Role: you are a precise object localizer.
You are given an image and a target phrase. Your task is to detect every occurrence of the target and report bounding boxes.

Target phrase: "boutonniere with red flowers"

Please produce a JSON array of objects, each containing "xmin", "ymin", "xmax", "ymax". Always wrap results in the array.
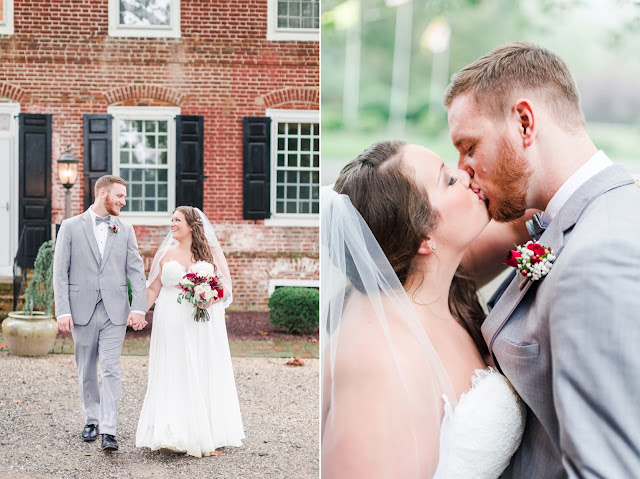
[
  {"xmin": 505, "ymin": 241, "xmax": 555, "ymax": 290},
  {"xmin": 110, "ymin": 224, "xmax": 120, "ymax": 234}
]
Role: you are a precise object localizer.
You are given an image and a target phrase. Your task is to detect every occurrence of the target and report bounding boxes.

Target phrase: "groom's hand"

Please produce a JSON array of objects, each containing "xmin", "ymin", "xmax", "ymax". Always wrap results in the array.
[
  {"xmin": 56, "ymin": 316, "xmax": 74, "ymax": 333},
  {"xmin": 127, "ymin": 312, "xmax": 147, "ymax": 331}
]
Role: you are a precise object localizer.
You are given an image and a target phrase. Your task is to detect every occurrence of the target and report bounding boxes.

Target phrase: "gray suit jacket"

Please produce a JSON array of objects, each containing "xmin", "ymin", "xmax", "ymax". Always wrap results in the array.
[
  {"xmin": 53, "ymin": 209, "xmax": 147, "ymax": 325},
  {"xmin": 483, "ymin": 165, "xmax": 640, "ymax": 479}
]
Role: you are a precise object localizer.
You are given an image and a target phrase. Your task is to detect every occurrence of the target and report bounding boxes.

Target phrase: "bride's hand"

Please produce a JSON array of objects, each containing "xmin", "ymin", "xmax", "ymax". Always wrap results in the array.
[{"xmin": 197, "ymin": 296, "xmax": 224, "ymax": 309}]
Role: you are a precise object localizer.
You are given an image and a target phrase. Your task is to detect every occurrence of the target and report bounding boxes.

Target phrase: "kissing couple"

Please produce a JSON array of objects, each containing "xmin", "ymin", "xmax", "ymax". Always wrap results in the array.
[
  {"xmin": 321, "ymin": 42, "xmax": 640, "ymax": 478},
  {"xmin": 53, "ymin": 174, "xmax": 244, "ymax": 457}
]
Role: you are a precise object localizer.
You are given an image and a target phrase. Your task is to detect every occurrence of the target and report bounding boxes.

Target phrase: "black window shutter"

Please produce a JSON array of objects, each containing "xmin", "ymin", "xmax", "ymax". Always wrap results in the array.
[
  {"xmin": 175, "ymin": 115, "xmax": 204, "ymax": 209},
  {"xmin": 18, "ymin": 114, "xmax": 52, "ymax": 268},
  {"xmin": 242, "ymin": 117, "xmax": 271, "ymax": 220},
  {"xmin": 83, "ymin": 114, "xmax": 112, "ymax": 210}
]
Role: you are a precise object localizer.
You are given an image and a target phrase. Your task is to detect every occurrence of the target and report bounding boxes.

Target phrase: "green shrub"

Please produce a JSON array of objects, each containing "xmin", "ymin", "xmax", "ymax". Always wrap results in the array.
[
  {"xmin": 23, "ymin": 240, "xmax": 55, "ymax": 316},
  {"xmin": 268, "ymin": 287, "xmax": 319, "ymax": 335}
]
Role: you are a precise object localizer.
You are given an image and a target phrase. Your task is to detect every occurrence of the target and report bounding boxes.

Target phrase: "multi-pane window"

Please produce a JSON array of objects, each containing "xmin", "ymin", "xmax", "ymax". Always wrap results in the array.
[
  {"xmin": 109, "ymin": 106, "xmax": 178, "ymax": 221},
  {"xmin": 267, "ymin": 0, "xmax": 319, "ymax": 41},
  {"xmin": 118, "ymin": 120, "xmax": 169, "ymax": 213},
  {"xmin": 120, "ymin": 0, "xmax": 170, "ymax": 26},
  {"xmin": 277, "ymin": 0, "xmax": 319, "ymax": 29},
  {"xmin": 109, "ymin": 0, "xmax": 179, "ymax": 38},
  {"xmin": 0, "ymin": 0, "xmax": 14, "ymax": 35},
  {"xmin": 272, "ymin": 116, "xmax": 320, "ymax": 217}
]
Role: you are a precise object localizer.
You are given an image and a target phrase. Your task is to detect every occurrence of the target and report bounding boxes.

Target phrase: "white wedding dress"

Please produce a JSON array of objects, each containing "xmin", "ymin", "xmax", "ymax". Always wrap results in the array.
[
  {"xmin": 136, "ymin": 260, "xmax": 245, "ymax": 457},
  {"xmin": 434, "ymin": 368, "xmax": 526, "ymax": 478}
]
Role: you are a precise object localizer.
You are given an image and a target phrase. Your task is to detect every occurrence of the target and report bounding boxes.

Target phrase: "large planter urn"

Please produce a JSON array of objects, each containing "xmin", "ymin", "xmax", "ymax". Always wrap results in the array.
[{"xmin": 1, "ymin": 311, "xmax": 58, "ymax": 357}]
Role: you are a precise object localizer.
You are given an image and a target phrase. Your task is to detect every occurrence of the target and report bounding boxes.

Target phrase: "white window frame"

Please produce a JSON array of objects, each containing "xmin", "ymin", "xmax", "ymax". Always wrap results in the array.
[
  {"xmin": 0, "ymin": 0, "xmax": 14, "ymax": 35},
  {"xmin": 267, "ymin": 0, "xmax": 319, "ymax": 42},
  {"xmin": 108, "ymin": 0, "xmax": 180, "ymax": 38},
  {"xmin": 108, "ymin": 106, "xmax": 179, "ymax": 225},
  {"xmin": 264, "ymin": 108, "xmax": 319, "ymax": 227},
  {"xmin": 268, "ymin": 279, "xmax": 319, "ymax": 297}
]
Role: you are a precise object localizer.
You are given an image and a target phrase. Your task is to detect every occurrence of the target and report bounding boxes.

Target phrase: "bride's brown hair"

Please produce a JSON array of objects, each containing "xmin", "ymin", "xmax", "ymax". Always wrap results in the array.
[
  {"xmin": 175, "ymin": 206, "xmax": 215, "ymax": 268},
  {"xmin": 334, "ymin": 140, "xmax": 488, "ymax": 357}
]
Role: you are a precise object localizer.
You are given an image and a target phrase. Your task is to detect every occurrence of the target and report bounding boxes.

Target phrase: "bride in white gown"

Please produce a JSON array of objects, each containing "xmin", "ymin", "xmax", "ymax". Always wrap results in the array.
[
  {"xmin": 136, "ymin": 206, "xmax": 244, "ymax": 457},
  {"xmin": 322, "ymin": 141, "xmax": 525, "ymax": 478}
]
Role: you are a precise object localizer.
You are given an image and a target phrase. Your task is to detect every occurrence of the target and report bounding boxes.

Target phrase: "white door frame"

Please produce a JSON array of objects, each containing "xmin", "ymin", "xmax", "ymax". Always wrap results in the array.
[{"xmin": 0, "ymin": 102, "xmax": 20, "ymax": 277}]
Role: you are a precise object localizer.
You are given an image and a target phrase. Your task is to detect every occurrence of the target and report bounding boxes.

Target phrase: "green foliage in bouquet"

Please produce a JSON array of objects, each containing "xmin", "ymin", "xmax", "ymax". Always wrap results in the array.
[
  {"xmin": 23, "ymin": 240, "xmax": 55, "ymax": 316},
  {"xmin": 268, "ymin": 286, "xmax": 319, "ymax": 335}
]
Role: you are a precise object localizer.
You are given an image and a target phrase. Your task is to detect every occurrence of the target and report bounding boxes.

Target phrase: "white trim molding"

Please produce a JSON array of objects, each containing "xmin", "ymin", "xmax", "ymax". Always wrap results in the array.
[
  {"xmin": 108, "ymin": 0, "xmax": 181, "ymax": 38},
  {"xmin": 0, "ymin": 0, "xmax": 14, "ymax": 35},
  {"xmin": 268, "ymin": 279, "xmax": 319, "ymax": 296},
  {"xmin": 264, "ymin": 108, "xmax": 319, "ymax": 228},
  {"xmin": 108, "ymin": 106, "xmax": 179, "ymax": 225},
  {"xmin": 0, "ymin": 102, "xmax": 19, "ymax": 276},
  {"xmin": 266, "ymin": 0, "xmax": 319, "ymax": 42}
]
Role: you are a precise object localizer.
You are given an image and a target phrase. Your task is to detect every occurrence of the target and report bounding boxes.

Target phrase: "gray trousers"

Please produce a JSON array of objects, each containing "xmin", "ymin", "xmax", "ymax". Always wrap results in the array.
[{"xmin": 71, "ymin": 300, "xmax": 126, "ymax": 436}]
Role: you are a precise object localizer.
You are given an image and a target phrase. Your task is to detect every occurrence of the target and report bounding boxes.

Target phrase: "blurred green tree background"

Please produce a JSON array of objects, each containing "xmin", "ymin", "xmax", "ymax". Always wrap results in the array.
[{"xmin": 322, "ymin": 0, "xmax": 640, "ymax": 184}]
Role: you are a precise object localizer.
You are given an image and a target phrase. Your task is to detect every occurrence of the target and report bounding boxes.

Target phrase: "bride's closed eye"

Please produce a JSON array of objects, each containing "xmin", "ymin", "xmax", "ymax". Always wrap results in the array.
[{"xmin": 447, "ymin": 174, "xmax": 458, "ymax": 186}]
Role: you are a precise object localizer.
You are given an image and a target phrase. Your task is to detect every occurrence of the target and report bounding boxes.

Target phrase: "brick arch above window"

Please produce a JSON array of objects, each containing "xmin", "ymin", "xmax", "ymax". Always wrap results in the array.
[
  {"xmin": 103, "ymin": 85, "xmax": 185, "ymax": 107},
  {"xmin": 0, "ymin": 82, "xmax": 26, "ymax": 103},
  {"xmin": 261, "ymin": 88, "xmax": 319, "ymax": 109}
]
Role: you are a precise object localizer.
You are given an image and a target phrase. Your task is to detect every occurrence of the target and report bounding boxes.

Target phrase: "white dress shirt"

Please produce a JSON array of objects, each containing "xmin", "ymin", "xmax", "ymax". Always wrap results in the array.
[{"xmin": 541, "ymin": 150, "xmax": 613, "ymax": 225}]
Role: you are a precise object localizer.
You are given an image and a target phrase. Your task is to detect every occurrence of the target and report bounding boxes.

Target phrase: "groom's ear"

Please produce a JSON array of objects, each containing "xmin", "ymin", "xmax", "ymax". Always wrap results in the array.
[{"xmin": 513, "ymin": 99, "xmax": 535, "ymax": 147}]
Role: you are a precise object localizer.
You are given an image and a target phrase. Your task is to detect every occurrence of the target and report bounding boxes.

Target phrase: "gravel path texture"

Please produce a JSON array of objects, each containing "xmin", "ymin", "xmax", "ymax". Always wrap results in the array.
[{"xmin": 0, "ymin": 354, "xmax": 319, "ymax": 478}]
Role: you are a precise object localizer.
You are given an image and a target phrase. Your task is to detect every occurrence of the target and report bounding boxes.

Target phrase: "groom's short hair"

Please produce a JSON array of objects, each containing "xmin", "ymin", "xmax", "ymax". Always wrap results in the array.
[
  {"xmin": 443, "ymin": 42, "xmax": 585, "ymax": 132},
  {"xmin": 95, "ymin": 175, "xmax": 127, "ymax": 197}
]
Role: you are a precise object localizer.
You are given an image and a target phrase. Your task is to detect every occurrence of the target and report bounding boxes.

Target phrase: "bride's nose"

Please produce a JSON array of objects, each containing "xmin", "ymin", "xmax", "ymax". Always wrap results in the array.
[{"xmin": 456, "ymin": 168, "xmax": 472, "ymax": 188}]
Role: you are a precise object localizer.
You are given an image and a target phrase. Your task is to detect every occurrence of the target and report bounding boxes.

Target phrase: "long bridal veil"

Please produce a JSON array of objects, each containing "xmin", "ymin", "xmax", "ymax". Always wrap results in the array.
[{"xmin": 321, "ymin": 186, "xmax": 456, "ymax": 478}]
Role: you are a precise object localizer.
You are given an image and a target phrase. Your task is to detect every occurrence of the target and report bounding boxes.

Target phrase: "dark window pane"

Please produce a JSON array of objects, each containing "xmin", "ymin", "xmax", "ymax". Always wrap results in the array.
[
  {"xmin": 277, "ymin": 171, "xmax": 285, "ymax": 183},
  {"xmin": 158, "ymin": 169, "xmax": 168, "ymax": 182},
  {"xmin": 312, "ymin": 186, "xmax": 319, "ymax": 199},
  {"xmin": 145, "ymin": 121, "xmax": 156, "ymax": 132},
  {"xmin": 286, "ymin": 201, "xmax": 297, "ymax": 213},
  {"xmin": 144, "ymin": 169, "xmax": 155, "ymax": 182},
  {"xmin": 277, "ymin": 154, "xmax": 285, "ymax": 167},
  {"xmin": 145, "ymin": 184, "xmax": 156, "ymax": 197},
  {"xmin": 144, "ymin": 200, "xmax": 155, "ymax": 211},
  {"xmin": 288, "ymin": 138, "xmax": 298, "ymax": 151},
  {"xmin": 120, "ymin": 152, "xmax": 129, "ymax": 164},
  {"xmin": 301, "ymin": 138, "xmax": 311, "ymax": 151},
  {"xmin": 300, "ymin": 171, "xmax": 310, "ymax": 183},
  {"xmin": 131, "ymin": 199, "xmax": 142, "ymax": 212},
  {"xmin": 158, "ymin": 183, "xmax": 168, "ymax": 198},
  {"xmin": 287, "ymin": 123, "xmax": 298, "ymax": 135},
  {"xmin": 158, "ymin": 135, "xmax": 167, "ymax": 148},
  {"xmin": 299, "ymin": 186, "xmax": 310, "ymax": 199},
  {"xmin": 312, "ymin": 201, "xmax": 319, "ymax": 214},
  {"xmin": 132, "ymin": 169, "xmax": 143, "ymax": 181},
  {"xmin": 286, "ymin": 185, "xmax": 297, "ymax": 199},
  {"xmin": 277, "ymin": 185, "xmax": 284, "ymax": 199},
  {"xmin": 301, "ymin": 123, "xmax": 311, "ymax": 135},
  {"xmin": 157, "ymin": 200, "xmax": 168, "ymax": 212},
  {"xmin": 132, "ymin": 183, "xmax": 143, "ymax": 198},
  {"xmin": 158, "ymin": 121, "xmax": 167, "ymax": 133},
  {"xmin": 159, "ymin": 151, "xmax": 167, "ymax": 165},
  {"xmin": 312, "ymin": 171, "xmax": 319, "ymax": 184},
  {"xmin": 300, "ymin": 202, "xmax": 310, "ymax": 214},
  {"xmin": 288, "ymin": 154, "xmax": 297, "ymax": 167},
  {"xmin": 278, "ymin": 138, "xmax": 285, "ymax": 151},
  {"xmin": 313, "ymin": 154, "xmax": 319, "ymax": 167},
  {"xmin": 145, "ymin": 135, "xmax": 156, "ymax": 148},
  {"xmin": 300, "ymin": 154, "xmax": 310, "ymax": 167},
  {"xmin": 278, "ymin": 122, "xmax": 286, "ymax": 134},
  {"xmin": 286, "ymin": 171, "xmax": 297, "ymax": 183},
  {"xmin": 276, "ymin": 201, "xmax": 284, "ymax": 214}
]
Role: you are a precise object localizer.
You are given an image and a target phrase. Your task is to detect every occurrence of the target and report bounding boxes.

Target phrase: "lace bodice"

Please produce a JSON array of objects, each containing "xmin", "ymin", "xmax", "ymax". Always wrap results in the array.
[
  {"xmin": 160, "ymin": 260, "xmax": 215, "ymax": 289},
  {"xmin": 435, "ymin": 368, "xmax": 526, "ymax": 479}
]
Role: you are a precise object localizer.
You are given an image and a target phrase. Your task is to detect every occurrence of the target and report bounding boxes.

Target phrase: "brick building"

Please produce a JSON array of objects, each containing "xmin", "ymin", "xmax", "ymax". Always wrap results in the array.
[{"xmin": 0, "ymin": 0, "xmax": 319, "ymax": 310}]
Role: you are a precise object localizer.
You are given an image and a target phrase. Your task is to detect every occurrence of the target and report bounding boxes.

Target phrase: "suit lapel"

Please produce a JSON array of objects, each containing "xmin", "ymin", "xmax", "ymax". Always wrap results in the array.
[
  {"xmin": 81, "ymin": 210, "xmax": 101, "ymax": 266},
  {"xmin": 100, "ymin": 218, "xmax": 118, "ymax": 271},
  {"xmin": 483, "ymin": 164, "xmax": 634, "ymax": 355}
]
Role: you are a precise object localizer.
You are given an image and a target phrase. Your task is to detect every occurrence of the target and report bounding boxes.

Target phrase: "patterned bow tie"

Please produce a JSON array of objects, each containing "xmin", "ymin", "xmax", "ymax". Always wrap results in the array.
[
  {"xmin": 95, "ymin": 215, "xmax": 111, "ymax": 226},
  {"xmin": 526, "ymin": 212, "xmax": 548, "ymax": 242}
]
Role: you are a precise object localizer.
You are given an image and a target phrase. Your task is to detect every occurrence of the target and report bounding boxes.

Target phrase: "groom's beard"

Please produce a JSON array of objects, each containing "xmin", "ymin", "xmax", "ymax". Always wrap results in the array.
[
  {"xmin": 487, "ymin": 136, "xmax": 531, "ymax": 223},
  {"xmin": 104, "ymin": 194, "xmax": 121, "ymax": 216}
]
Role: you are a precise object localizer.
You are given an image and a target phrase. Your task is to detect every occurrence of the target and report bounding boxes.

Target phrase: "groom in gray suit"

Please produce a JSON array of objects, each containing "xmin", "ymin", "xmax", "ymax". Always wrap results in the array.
[
  {"xmin": 445, "ymin": 43, "xmax": 640, "ymax": 478},
  {"xmin": 53, "ymin": 175, "xmax": 148, "ymax": 451}
]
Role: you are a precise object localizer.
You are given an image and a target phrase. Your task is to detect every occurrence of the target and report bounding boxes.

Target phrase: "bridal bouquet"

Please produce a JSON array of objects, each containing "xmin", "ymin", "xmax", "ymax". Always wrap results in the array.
[{"xmin": 177, "ymin": 272, "xmax": 224, "ymax": 322}]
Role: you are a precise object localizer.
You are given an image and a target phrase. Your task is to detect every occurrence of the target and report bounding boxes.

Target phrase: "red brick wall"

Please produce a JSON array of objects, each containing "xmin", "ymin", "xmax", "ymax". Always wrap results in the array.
[{"xmin": 0, "ymin": 0, "xmax": 319, "ymax": 310}]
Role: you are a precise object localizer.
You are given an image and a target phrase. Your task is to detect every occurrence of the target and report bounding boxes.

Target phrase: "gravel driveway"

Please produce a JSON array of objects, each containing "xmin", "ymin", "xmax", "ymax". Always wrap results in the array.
[{"xmin": 0, "ymin": 354, "xmax": 319, "ymax": 478}]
